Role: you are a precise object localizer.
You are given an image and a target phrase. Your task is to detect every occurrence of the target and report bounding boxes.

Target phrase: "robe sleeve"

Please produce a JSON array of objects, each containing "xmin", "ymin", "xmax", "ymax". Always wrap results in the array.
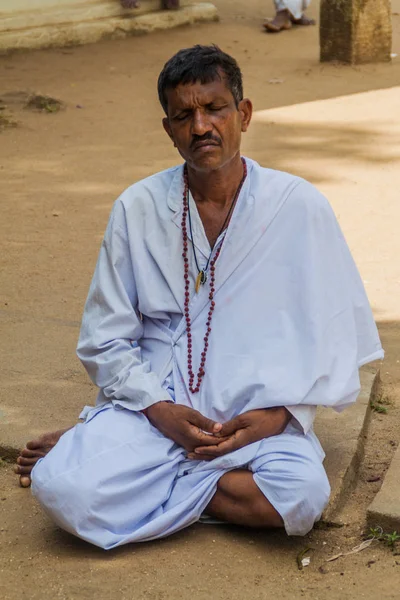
[
  {"xmin": 76, "ymin": 200, "xmax": 173, "ymax": 411},
  {"xmin": 285, "ymin": 405, "xmax": 316, "ymax": 434}
]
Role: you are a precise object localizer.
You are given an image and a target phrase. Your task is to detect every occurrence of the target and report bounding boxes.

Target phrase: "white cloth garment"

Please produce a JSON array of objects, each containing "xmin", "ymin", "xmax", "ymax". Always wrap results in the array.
[
  {"xmin": 32, "ymin": 406, "xmax": 329, "ymax": 549},
  {"xmin": 77, "ymin": 158, "xmax": 382, "ymax": 419},
  {"xmin": 31, "ymin": 158, "xmax": 383, "ymax": 548},
  {"xmin": 274, "ymin": 0, "xmax": 311, "ymax": 20}
]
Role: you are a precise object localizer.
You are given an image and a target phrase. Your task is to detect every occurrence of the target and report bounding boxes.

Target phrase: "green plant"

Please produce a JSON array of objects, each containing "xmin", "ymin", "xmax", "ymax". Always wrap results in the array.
[
  {"xmin": 368, "ymin": 526, "xmax": 384, "ymax": 540},
  {"xmin": 370, "ymin": 399, "xmax": 388, "ymax": 414},
  {"xmin": 368, "ymin": 527, "xmax": 400, "ymax": 551},
  {"xmin": 382, "ymin": 532, "xmax": 400, "ymax": 548},
  {"xmin": 25, "ymin": 94, "xmax": 63, "ymax": 113}
]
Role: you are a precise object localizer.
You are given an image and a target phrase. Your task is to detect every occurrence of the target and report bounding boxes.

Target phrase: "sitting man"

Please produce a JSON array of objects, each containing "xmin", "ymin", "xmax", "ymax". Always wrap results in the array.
[{"xmin": 16, "ymin": 45, "xmax": 383, "ymax": 550}]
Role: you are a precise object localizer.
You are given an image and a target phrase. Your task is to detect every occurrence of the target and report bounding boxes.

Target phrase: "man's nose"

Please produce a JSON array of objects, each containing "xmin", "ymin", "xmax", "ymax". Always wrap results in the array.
[{"xmin": 191, "ymin": 109, "xmax": 212, "ymax": 136}]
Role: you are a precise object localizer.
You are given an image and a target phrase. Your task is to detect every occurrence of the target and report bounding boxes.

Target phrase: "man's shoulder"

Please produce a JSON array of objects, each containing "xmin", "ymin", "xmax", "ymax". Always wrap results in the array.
[
  {"xmin": 117, "ymin": 165, "xmax": 181, "ymax": 210},
  {"xmin": 251, "ymin": 161, "xmax": 312, "ymax": 194},
  {"xmin": 250, "ymin": 161, "xmax": 331, "ymax": 215}
]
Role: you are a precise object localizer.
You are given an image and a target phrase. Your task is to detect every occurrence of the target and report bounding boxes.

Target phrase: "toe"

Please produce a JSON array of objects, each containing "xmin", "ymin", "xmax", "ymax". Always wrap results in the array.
[
  {"xmin": 19, "ymin": 476, "xmax": 32, "ymax": 488},
  {"xmin": 18, "ymin": 456, "xmax": 38, "ymax": 466},
  {"xmin": 263, "ymin": 23, "xmax": 280, "ymax": 32},
  {"xmin": 21, "ymin": 448, "xmax": 40, "ymax": 458},
  {"xmin": 14, "ymin": 465, "xmax": 33, "ymax": 475},
  {"xmin": 26, "ymin": 439, "xmax": 43, "ymax": 450}
]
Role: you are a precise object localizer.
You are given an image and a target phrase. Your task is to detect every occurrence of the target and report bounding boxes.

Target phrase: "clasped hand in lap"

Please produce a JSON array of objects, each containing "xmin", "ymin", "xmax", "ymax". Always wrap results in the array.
[{"xmin": 146, "ymin": 402, "xmax": 290, "ymax": 460}]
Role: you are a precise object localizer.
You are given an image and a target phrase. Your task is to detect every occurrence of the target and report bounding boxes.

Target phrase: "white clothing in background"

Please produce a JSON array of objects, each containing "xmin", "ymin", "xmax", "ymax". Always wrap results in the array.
[{"xmin": 274, "ymin": 0, "xmax": 311, "ymax": 19}]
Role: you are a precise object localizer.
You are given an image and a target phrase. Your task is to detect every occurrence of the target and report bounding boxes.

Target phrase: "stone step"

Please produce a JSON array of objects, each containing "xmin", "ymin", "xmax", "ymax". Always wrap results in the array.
[
  {"xmin": 367, "ymin": 441, "xmax": 400, "ymax": 532},
  {"xmin": 0, "ymin": 2, "xmax": 219, "ymax": 52},
  {"xmin": 316, "ymin": 369, "xmax": 379, "ymax": 523}
]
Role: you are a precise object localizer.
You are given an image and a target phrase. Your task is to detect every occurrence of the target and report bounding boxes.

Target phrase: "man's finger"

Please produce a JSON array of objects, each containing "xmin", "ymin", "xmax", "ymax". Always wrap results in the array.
[
  {"xmin": 193, "ymin": 434, "xmax": 242, "ymax": 458},
  {"xmin": 188, "ymin": 427, "xmax": 230, "ymax": 447},
  {"xmin": 189, "ymin": 410, "xmax": 222, "ymax": 435},
  {"xmin": 218, "ymin": 415, "xmax": 243, "ymax": 437},
  {"xmin": 187, "ymin": 452, "xmax": 214, "ymax": 461}
]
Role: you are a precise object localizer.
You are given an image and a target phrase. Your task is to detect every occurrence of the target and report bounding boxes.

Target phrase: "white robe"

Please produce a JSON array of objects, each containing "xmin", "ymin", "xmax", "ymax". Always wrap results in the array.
[
  {"xmin": 31, "ymin": 159, "xmax": 383, "ymax": 549},
  {"xmin": 77, "ymin": 158, "xmax": 382, "ymax": 420},
  {"xmin": 274, "ymin": 0, "xmax": 311, "ymax": 20}
]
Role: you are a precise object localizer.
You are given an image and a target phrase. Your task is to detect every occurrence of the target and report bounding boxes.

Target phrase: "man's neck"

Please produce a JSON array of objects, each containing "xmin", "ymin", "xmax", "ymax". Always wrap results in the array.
[{"xmin": 186, "ymin": 153, "xmax": 244, "ymax": 208}]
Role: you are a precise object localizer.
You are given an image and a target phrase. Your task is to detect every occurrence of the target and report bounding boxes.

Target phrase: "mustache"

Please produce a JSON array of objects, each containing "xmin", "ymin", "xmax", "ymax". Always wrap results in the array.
[{"xmin": 190, "ymin": 133, "xmax": 222, "ymax": 149}]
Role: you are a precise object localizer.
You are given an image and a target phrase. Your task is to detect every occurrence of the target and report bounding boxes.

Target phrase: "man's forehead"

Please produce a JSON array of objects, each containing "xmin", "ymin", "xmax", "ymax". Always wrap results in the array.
[{"xmin": 166, "ymin": 76, "xmax": 233, "ymax": 105}]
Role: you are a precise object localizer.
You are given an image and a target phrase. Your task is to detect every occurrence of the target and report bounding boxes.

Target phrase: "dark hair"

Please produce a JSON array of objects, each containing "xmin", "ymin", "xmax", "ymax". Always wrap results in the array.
[{"xmin": 157, "ymin": 44, "xmax": 243, "ymax": 115}]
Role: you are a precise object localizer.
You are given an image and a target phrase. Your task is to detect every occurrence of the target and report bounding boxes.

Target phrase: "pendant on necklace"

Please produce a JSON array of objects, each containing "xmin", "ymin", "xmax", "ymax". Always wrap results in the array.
[{"xmin": 195, "ymin": 270, "xmax": 207, "ymax": 293}]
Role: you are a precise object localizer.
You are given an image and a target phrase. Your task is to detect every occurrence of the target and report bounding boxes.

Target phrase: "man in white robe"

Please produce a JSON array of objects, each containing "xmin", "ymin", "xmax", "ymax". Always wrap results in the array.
[
  {"xmin": 264, "ymin": 1, "xmax": 315, "ymax": 32},
  {"xmin": 16, "ymin": 45, "xmax": 383, "ymax": 550}
]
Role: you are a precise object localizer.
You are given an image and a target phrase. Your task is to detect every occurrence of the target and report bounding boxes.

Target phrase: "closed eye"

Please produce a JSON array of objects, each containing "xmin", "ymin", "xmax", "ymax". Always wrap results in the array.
[
  {"xmin": 207, "ymin": 105, "xmax": 226, "ymax": 111},
  {"xmin": 174, "ymin": 112, "xmax": 189, "ymax": 121}
]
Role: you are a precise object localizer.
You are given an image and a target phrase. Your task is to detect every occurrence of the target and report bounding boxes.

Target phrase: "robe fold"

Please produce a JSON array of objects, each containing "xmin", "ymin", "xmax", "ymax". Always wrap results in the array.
[{"xmin": 77, "ymin": 158, "xmax": 383, "ymax": 424}]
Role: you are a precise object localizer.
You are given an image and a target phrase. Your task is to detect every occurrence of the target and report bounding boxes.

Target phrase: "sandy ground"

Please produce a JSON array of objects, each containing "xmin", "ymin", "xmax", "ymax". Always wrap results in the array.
[{"xmin": 1, "ymin": 0, "xmax": 400, "ymax": 598}]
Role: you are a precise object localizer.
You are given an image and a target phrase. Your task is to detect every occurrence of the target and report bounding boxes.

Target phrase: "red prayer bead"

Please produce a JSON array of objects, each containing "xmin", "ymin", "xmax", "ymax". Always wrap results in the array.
[{"xmin": 181, "ymin": 159, "xmax": 247, "ymax": 394}]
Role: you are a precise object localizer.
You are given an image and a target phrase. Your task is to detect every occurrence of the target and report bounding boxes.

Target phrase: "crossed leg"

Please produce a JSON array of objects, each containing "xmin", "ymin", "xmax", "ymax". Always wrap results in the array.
[
  {"xmin": 207, "ymin": 468, "xmax": 283, "ymax": 527},
  {"xmin": 15, "ymin": 428, "xmax": 283, "ymax": 528},
  {"xmin": 17, "ymin": 408, "xmax": 328, "ymax": 544}
]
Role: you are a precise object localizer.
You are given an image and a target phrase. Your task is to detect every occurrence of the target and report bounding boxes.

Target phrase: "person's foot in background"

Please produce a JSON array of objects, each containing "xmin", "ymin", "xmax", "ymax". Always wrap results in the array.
[
  {"xmin": 264, "ymin": 9, "xmax": 292, "ymax": 32},
  {"xmin": 120, "ymin": 1, "xmax": 181, "ymax": 8},
  {"xmin": 120, "ymin": 0, "xmax": 140, "ymax": 8},
  {"xmin": 263, "ymin": 8, "xmax": 315, "ymax": 32}
]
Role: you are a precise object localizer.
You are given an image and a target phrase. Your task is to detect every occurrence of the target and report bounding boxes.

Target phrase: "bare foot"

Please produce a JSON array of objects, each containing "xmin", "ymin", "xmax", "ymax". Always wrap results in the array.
[
  {"xmin": 263, "ymin": 10, "xmax": 292, "ymax": 33},
  {"xmin": 163, "ymin": 0, "xmax": 180, "ymax": 8},
  {"xmin": 120, "ymin": 0, "xmax": 140, "ymax": 8},
  {"xmin": 291, "ymin": 14, "xmax": 316, "ymax": 26},
  {"xmin": 15, "ymin": 428, "xmax": 71, "ymax": 488}
]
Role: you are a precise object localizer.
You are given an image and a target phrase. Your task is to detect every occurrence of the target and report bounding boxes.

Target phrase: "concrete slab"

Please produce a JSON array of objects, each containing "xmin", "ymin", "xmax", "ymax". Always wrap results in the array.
[
  {"xmin": 367, "ymin": 441, "xmax": 400, "ymax": 531},
  {"xmin": 0, "ymin": 2, "xmax": 219, "ymax": 52},
  {"xmin": 316, "ymin": 369, "xmax": 379, "ymax": 523}
]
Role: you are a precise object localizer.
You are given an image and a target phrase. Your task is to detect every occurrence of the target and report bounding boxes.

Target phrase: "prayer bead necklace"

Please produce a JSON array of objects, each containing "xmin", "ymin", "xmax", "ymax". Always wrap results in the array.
[{"xmin": 181, "ymin": 159, "xmax": 247, "ymax": 393}]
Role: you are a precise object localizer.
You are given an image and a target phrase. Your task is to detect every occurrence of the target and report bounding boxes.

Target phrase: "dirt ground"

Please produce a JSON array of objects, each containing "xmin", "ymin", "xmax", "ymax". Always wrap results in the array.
[{"xmin": 1, "ymin": 0, "xmax": 400, "ymax": 598}]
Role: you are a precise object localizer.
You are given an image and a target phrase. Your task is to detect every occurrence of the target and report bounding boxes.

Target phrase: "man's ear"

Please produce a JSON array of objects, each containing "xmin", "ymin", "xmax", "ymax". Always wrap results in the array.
[
  {"xmin": 162, "ymin": 117, "xmax": 176, "ymax": 147},
  {"xmin": 238, "ymin": 98, "xmax": 253, "ymax": 133}
]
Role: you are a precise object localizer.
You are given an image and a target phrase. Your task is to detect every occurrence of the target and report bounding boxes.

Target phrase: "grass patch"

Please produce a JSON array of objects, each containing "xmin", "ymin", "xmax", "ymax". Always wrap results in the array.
[
  {"xmin": 370, "ymin": 401, "xmax": 388, "ymax": 414},
  {"xmin": 25, "ymin": 94, "xmax": 64, "ymax": 113},
  {"xmin": 370, "ymin": 393, "xmax": 391, "ymax": 414},
  {"xmin": 368, "ymin": 527, "xmax": 400, "ymax": 550}
]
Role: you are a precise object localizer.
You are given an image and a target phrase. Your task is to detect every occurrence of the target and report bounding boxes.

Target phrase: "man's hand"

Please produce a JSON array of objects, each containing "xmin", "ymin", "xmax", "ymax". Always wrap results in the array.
[
  {"xmin": 145, "ymin": 402, "xmax": 227, "ymax": 452},
  {"xmin": 187, "ymin": 407, "xmax": 291, "ymax": 461}
]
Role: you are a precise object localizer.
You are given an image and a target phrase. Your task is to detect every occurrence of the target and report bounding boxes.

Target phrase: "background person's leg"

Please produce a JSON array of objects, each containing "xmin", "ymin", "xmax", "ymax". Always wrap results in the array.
[
  {"xmin": 264, "ymin": 1, "xmax": 314, "ymax": 32},
  {"xmin": 264, "ymin": 2, "xmax": 292, "ymax": 32},
  {"xmin": 278, "ymin": 0, "xmax": 312, "ymax": 20}
]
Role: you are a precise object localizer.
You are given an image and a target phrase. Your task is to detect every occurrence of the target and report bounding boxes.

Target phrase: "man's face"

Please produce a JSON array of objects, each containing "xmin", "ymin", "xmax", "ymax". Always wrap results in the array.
[{"xmin": 162, "ymin": 74, "xmax": 252, "ymax": 172}]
